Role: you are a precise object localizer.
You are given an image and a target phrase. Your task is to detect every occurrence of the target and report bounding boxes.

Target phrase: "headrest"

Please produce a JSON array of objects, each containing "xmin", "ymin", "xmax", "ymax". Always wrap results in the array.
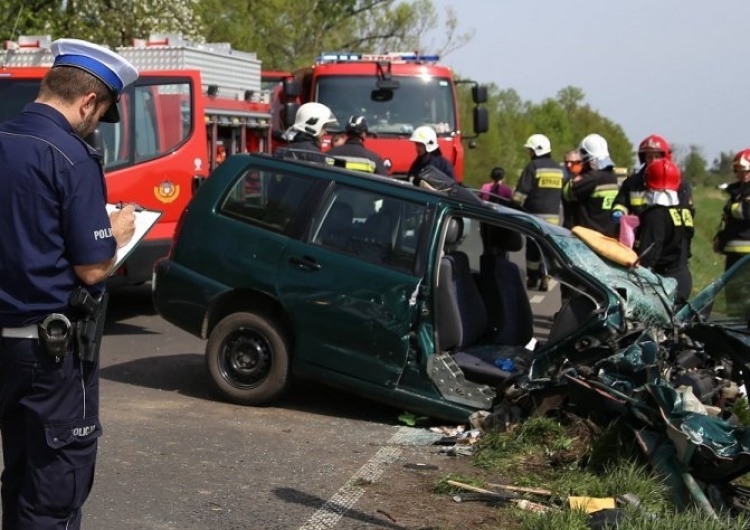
[
  {"xmin": 444, "ymin": 218, "xmax": 464, "ymax": 246},
  {"xmin": 486, "ymin": 225, "xmax": 523, "ymax": 253}
]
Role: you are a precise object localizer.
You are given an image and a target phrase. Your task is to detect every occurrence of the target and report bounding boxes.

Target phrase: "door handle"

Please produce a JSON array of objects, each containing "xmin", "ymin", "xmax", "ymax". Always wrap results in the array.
[{"xmin": 289, "ymin": 256, "xmax": 321, "ymax": 271}]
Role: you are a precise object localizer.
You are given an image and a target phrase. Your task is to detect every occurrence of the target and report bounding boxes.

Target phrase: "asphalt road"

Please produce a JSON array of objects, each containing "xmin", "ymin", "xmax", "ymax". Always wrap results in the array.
[{"xmin": 83, "ymin": 286, "xmax": 432, "ymax": 530}]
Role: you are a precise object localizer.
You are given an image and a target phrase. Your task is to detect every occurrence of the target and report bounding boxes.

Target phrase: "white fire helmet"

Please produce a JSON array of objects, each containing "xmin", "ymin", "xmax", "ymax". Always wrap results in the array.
[
  {"xmin": 409, "ymin": 126, "xmax": 439, "ymax": 152},
  {"xmin": 523, "ymin": 134, "xmax": 551, "ymax": 156},
  {"xmin": 292, "ymin": 102, "xmax": 337, "ymax": 137},
  {"xmin": 579, "ymin": 133, "xmax": 614, "ymax": 169}
]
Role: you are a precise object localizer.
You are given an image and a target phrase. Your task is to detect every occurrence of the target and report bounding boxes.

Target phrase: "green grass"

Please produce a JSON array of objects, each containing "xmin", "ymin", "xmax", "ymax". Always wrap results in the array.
[
  {"xmin": 690, "ymin": 185, "xmax": 728, "ymax": 294},
  {"xmin": 437, "ymin": 416, "xmax": 750, "ymax": 529}
]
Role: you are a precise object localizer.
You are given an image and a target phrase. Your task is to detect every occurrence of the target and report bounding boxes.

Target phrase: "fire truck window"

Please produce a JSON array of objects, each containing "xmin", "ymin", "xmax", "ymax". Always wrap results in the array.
[
  {"xmin": 219, "ymin": 169, "xmax": 317, "ymax": 234},
  {"xmin": 0, "ymin": 80, "xmax": 39, "ymax": 123},
  {"xmin": 315, "ymin": 76, "xmax": 456, "ymax": 136},
  {"xmin": 132, "ymin": 83, "xmax": 191, "ymax": 163}
]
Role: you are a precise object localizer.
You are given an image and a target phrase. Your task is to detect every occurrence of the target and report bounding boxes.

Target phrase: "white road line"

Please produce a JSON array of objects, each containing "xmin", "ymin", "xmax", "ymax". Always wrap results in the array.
[
  {"xmin": 297, "ymin": 426, "xmax": 439, "ymax": 530},
  {"xmin": 528, "ymin": 294, "xmax": 545, "ymax": 304},
  {"xmin": 529, "ymin": 279, "xmax": 558, "ymax": 304}
]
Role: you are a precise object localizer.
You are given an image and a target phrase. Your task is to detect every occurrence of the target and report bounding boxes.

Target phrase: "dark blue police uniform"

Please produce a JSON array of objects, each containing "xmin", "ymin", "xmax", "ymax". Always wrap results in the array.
[{"xmin": 0, "ymin": 102, "xmax": 116, "ymax": 529}]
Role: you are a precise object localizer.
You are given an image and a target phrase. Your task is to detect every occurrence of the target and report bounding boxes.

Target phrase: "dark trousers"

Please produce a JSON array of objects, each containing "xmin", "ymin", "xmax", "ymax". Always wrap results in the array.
[
  {"xmin": 660, "ymin": 266, "xmax": 693, "ymax": 309},
  {"xmin": 0, "ymin": 337, "xmax": 101, "ymax": 530},
  {"xmin": 525, "ymin": 241, "xmax": 542, "ymax": 282}
]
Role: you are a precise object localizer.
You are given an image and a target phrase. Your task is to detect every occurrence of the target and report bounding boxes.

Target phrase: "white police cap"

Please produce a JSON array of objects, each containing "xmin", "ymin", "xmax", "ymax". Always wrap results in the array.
[{"xmin": 50, "ymin": 38, "xmax": 138, "ymax": 123}]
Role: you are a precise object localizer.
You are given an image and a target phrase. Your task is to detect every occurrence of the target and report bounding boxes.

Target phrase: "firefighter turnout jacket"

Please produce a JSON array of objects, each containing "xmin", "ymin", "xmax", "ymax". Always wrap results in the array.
[
  {"xmin": 328, "ymin": 138, "xmax": 387, "ymax": 175},
  {"xmin": 512, "ymin": 155, "xmax": 564, "ymax": 224},
  {"xmin": 562, "ymin": 169, "xmax": 619, "ymax": 237},
  {"xmin": 613, "ymin": 167, "xmax": 694, "ymax": 216},
  {"xmin": 635, "ymin": 205, "xmax": 690, "ymax": 275},
  {"xmin": 715, "ymin": 181, "xmax": 750, "ymax": 257}
]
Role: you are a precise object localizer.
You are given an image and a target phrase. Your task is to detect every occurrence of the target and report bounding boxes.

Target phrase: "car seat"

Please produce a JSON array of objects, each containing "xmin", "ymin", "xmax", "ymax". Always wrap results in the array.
[
  {"xmin": 435, "ymin": 221, "xmax": 532, "ymax": 386},
  {"xmin": 479, "ymin": 226, "xmax": 534, "ymax": 346},
  {"xmin": 360, "ymin": 201, "xmax": 400, "ymax": 262},
  {"xmin": 435, "ymin": 218, "xmax": 488, "ymax": 352},
  {"xmin": 317, "ymin": 202, "xmax": 353, "ymax": 250}
]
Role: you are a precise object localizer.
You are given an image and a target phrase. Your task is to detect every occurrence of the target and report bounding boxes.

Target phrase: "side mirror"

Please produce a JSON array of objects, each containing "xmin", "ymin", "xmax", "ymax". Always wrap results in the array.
[
  {"xmin": 472, "ymin": 85, "xmax": 488, "ymax": 104},
  {"xmin": 473, "ymin": 107, "xmax": 489, "ymax": 135},
  {"xmin": 283, "ymin": 102, "xmax": 300, "ymax": 129},
  {"xmin": 283, "ymin": 77, "xmax": 301, "ymax": 98},
  {"xmin": 371, "ymin": 88, "xmax": 394, "ymax": 102}
]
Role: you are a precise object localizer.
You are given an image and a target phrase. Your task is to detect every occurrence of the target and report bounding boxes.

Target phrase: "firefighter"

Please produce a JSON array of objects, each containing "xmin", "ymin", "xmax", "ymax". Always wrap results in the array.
[
  {"xmin": 327, "ymin": 115, "xmax": 388, "ymax": 175},
  {"xmin": 282, "ymin": 102, "xmax": 337, "ymax": 160},
  {"xmin": 512, "ymin": 134, "xmax": 564, "ymax": 290},
  {"xmin": 714, "ymin": 149, "xmax": 750, "ymax": 272},
  {"xmin": 562, "ymin": 133, "xmax": 619, "ymax": 237},
  {"xmin": 612, "ymin": 134, "xmax": 694, "ymax": 218},
  {"xmin": 634, "ymin": 159, "xmax": 692, "ymax": 307},
  {"xmin": 407, "ymin": 125, "xmax": 456, "ymax": 181},
  {"xmin": 562, "ymin": 150, "xmax": 584, "ymax": 228},
  {"xmin": 0, "ymin": 38, "xmax": 138, "ymax": 530}
]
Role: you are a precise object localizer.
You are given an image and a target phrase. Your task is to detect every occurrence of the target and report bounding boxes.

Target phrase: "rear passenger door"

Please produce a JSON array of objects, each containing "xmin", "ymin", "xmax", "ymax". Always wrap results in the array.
[{"xmin": 278, "ymin": 183, "xmax": 429, "ymax": 387}]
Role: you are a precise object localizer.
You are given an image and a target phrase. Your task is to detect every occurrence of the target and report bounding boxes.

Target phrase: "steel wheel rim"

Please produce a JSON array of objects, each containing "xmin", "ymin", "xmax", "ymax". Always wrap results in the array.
[{"xmin": 218, "ymin": 327, "xmax": 272, "ymax": 389}]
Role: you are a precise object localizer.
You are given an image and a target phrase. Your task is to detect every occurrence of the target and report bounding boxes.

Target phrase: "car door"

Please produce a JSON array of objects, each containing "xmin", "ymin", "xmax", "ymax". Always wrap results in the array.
[{"xmin": 277, "ymin": 182, "xmax": 429, "ymax": 387}]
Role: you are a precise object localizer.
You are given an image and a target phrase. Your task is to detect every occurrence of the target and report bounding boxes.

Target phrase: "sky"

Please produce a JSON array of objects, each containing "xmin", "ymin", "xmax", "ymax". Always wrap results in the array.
[{"xmin": 426, "ymin": 0, "xmax": 747, "ymax": 165}]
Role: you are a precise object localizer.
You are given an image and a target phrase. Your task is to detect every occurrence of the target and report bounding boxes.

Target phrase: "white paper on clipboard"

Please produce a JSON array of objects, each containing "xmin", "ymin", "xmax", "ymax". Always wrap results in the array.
[{"xmin": 105, "ymin": 203, "xmax": 163, "ymax": 273}]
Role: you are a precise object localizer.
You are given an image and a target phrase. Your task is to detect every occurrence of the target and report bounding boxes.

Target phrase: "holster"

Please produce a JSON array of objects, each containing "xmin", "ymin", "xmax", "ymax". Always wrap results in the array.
[{"xmin": 69, "ymin": 287, "xmax": 109, "ymax": 362}]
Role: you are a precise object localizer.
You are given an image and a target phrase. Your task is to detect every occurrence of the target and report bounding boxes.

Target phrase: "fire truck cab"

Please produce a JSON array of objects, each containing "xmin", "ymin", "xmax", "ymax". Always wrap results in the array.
[
  {"xmin": 270, "ymin": 51, "xmax": 488, "ymax": 181},
  {"xmin": 0, "ymin": 34, "xmax": 272, "ymax": 286}
]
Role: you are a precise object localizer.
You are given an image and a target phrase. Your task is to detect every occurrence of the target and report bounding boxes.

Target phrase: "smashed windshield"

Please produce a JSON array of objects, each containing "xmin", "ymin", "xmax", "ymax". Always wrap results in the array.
[
  {"xmin": 551, "ymin": 233, "xmax": 674, "ymax": 327},
  {"xmin": 315, "ymin": 75, "xmax": 456, "ymax": 136}
]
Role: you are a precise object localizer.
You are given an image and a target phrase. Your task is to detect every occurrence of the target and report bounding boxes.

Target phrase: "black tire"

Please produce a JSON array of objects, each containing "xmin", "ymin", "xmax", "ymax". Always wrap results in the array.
[{"xmin": 205, "ymin": 312, "xmax": 290, "ymax": 405}]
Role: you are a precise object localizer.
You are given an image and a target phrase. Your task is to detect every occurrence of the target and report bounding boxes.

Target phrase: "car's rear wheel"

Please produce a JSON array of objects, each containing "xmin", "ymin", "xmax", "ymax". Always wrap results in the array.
[{"xmin": 206, "ymin": 312, "xmax": 290, "ymax": 405}]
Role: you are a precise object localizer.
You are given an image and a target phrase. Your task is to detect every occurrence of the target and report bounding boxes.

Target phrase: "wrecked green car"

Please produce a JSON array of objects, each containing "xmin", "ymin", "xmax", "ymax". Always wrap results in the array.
[
  {"xmin": 152, "ymin": 153, "xmax": 726, "ymax": 421},
  {"xmin": 153, "ymin": 152, "xmax": 750, "ymax": 513}
]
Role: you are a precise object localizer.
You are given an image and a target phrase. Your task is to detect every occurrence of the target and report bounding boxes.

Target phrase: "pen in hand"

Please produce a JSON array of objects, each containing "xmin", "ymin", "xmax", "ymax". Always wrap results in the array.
[{"xmin": 116, "ymin": 201, "xmax": 144, "ymax": 212}]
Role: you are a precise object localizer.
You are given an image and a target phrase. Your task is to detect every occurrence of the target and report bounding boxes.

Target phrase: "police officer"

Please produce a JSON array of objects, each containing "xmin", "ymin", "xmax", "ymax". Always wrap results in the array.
[
  {"xmin": 714, "ymin": 149, "xmax": 750, "ymax": 271},
  {"xmin": 562, "ymin": 133, "xmax": 619, "ymax": 237},
  {"xmin": 281, "ymin": 102, "xmax": 337, "ymax": 161},
  {"xmin": 327, "ymin": 115, "xmax": 388, "ymax": 175},
  {"xmin": 512, "ymin": 134, "xmax": 564, "ymax": 290},
  {"xmin": 634, "ymin": 159, "xmax": 692, "ymax": 307},
  {"xmin": 0, "ymin": 39, "xmax": 138, "ymax": 529}
]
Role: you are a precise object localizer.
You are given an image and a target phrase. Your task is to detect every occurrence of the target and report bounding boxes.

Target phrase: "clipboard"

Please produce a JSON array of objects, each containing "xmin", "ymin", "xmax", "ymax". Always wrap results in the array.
[{"xmin": 105, "ymin": 203, "xmax": 163, "ymax": 273}]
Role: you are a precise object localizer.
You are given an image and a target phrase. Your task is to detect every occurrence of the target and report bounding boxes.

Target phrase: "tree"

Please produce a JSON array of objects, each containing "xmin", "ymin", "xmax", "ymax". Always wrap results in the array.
[
  {"xmin": 458, "ymin": 84, "xmax": 634, "ymax": 189},
  {"xmin": 678, "ymin": 145, "xmax": 709, "ymax": 187},
  {"xmin": 709, "ymin": 151, "xmax": 736, "ymax": 185},
  {"xmin": 196, "ymin": 0, "xmax": 469, "ymax": 70},
  {"xmin": 0, "ymin": 0, "xmax": 203, "ymax": 47}
]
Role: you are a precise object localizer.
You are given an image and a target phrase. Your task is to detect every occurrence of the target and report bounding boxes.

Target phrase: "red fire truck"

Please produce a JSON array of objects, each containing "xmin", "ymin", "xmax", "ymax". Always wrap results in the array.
[
  {"xmin": 0, "ymin": 34, "xmax": 272, "ymax": 286},
  {"xmin": 269, "ymin": 51, "xmax": 488, "ymax": 181}
]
